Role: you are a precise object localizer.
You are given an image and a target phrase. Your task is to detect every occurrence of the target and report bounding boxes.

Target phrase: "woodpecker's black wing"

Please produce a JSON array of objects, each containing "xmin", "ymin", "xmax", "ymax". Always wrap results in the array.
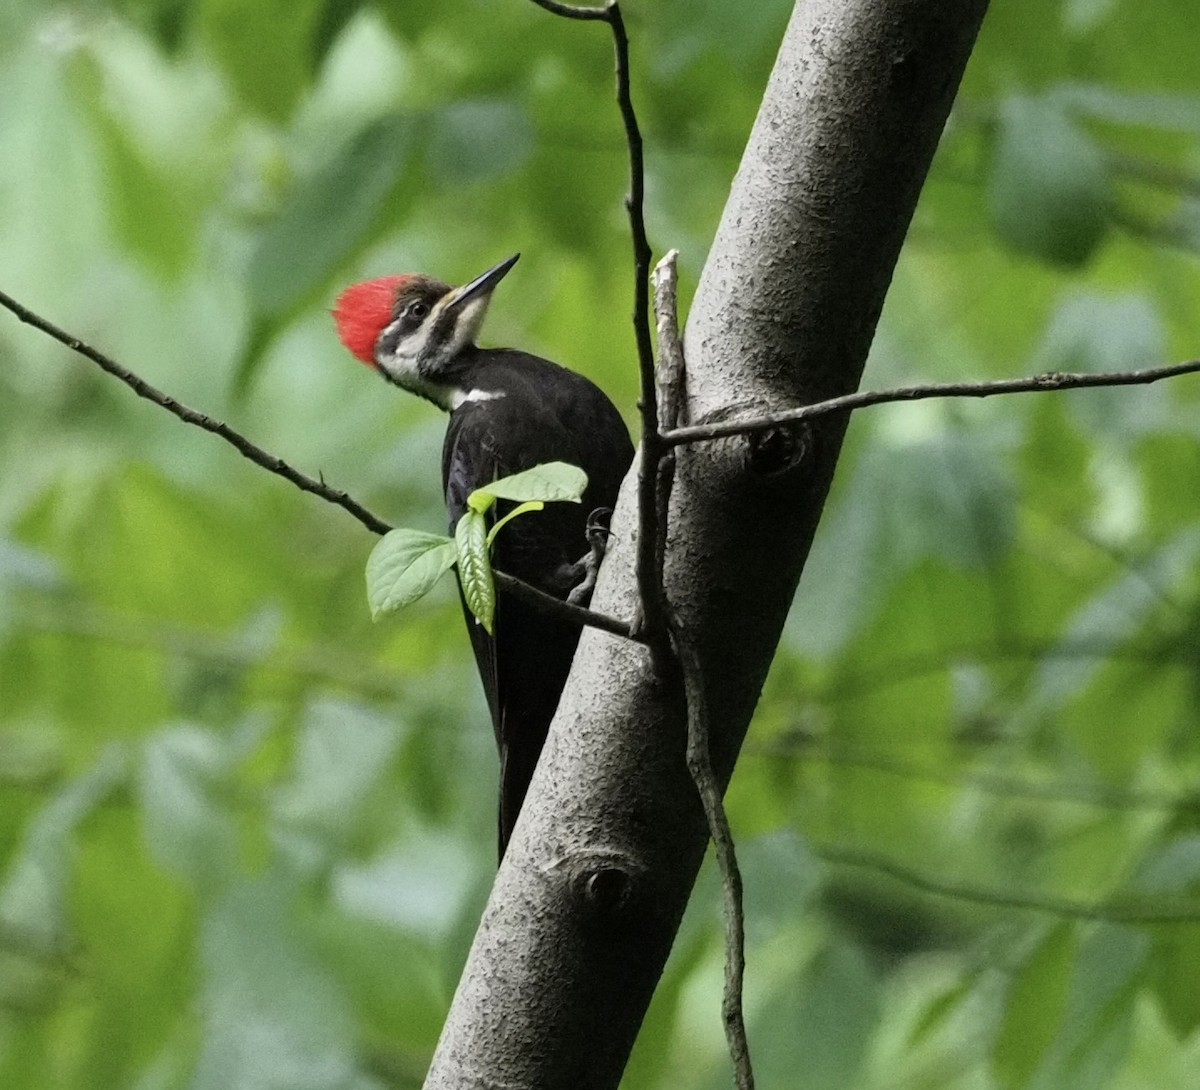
[{"xmin": 442, "ymin": 348, "xmax": 632, "ymax": 858}]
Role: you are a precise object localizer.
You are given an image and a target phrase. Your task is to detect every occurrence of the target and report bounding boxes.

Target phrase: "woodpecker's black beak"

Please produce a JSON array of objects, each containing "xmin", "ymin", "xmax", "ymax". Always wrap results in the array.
[{"xmin": 445, "ymin": 253, "xmax": 520, "ymax": 312}]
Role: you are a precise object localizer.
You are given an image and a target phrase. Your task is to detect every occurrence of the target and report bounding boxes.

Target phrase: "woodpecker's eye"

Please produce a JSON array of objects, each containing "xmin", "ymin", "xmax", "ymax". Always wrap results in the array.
[{"xmin": 408, "ymin": 301, "xmax": 430, "ymax": 320}]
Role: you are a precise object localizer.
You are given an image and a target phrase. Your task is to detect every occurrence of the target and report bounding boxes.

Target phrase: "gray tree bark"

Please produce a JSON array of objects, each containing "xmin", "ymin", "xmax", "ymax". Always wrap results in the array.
[{"xmin": 423, "ymin": 0, "xmax": 990, "ymax": 1086}]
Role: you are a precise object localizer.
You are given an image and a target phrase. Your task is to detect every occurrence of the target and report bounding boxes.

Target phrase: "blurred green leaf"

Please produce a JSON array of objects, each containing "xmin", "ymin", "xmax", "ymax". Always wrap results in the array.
[
  {"xmin": 88, "ymin": 104, "xmax": 197, "ymax": 278},
  {"xmin": 988, "ymin": 95, "xmax": 1112, "ymax": 266},
  {"xmin": 270, "ymin": 698, "xmax": 403, "ymax": 870},
  {"xmin": 0, "ymin": 746, "xmax": 126, "ymax": 956},
  {"xmin": 248, "ymin": 113, "xmax": 417, "ymax": 321},
  {"xmin": 1146, "ymin": 914, "xmax": 1200, "ymax": 1039},
  {"xmin": 748, "ymin": 939, "xmax": 879, "ymax": 1090},
  {"xmin": 139, "ymin": 723, "xmax": 239, "ymax": 888},
  {"xmin": 1021, "ymin": 528, "xmax": 1200, "ymax": 723},
  {"xmin": 193, "ymin": 878, "xmax": 366, "ymax": 1090},
  {"xmin": 1058, "ymin": 84, "xmax": 1200, "ymax": 133},
  {"xmin": 785, "ymin": 430, "xmax": 1015, "ymax": 658},
  {"xmin": 428, "ymin": 99, "xmax": 534, "ymax": 184},
  {"xmin": 197, "ymin": 0, "xmax": 325, "ymax": 121},
  {"xmin": 311, "ymin": 0, "xmax": 367, "ymax": 73},
  {"xmin": 1029, "ymin": 925, "xmax": 1147, "ymax": 1090},
  {"xmin": 994, "ymin": 923, "xmax": 1077, "ymax": 1088},
  {"xmin": 108, "ymin": 0, "xmax": 192, "ymax": 53}
]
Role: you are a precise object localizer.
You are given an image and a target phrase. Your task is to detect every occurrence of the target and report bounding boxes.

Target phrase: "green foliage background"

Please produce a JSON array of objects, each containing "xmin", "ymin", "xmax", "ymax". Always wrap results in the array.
[{"xmin": 1, "ymin": 0, "xmax": 1199, "ymax": 1087}]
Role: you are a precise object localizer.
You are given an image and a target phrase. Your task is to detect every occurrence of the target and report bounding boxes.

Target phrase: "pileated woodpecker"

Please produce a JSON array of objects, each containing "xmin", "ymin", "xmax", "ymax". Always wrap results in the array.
[{"xmin": 333, "ymin": 254, "xmax": 633, "ymax": 857}]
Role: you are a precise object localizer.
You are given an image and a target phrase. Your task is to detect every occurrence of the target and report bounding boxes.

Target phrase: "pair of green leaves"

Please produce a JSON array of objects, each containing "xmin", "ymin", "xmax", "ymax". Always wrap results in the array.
[{"xmin": 365, "ymin": 462, "xmax": 588, "ymax": 634}]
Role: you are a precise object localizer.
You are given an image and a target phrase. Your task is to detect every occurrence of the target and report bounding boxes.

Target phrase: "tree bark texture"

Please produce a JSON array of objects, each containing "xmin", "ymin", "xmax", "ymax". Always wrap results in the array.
[{"xmin": 423, "ymin": 1, "xmax": 990, "ymax": 1086}]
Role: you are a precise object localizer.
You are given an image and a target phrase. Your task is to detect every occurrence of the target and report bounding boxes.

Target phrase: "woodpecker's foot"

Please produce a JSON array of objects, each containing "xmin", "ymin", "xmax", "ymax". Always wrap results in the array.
[{"xmin": 566, "ymin": 508, "xmax": 614, "ymax": 607}]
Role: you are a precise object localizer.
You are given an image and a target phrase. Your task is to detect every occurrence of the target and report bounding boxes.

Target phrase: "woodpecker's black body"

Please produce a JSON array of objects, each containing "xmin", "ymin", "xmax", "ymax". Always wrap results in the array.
[
  {"xmin": 443, "ymin": 348, "xmax": 631, "ymax": 854},
  {"xmin": 334, "ymin": 254, "xmax": 632, "ymax": 858}
]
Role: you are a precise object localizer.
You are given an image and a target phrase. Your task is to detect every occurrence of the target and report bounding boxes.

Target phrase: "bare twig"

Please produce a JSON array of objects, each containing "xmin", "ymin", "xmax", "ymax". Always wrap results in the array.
[
  {"xmin": 528, "ymin": 0, "xmax": 608, "ymax": 19},
  {"xmin": 0, "ymin": 287, "xmax": 392, "ymax": 535},
  {"xmin": 535, "ymin": 0, "xmax": 663, "ymax": 651},
  {"xmin": 662, "ymin": 359, "xmax": 1200, "ymax": 447},
  {"xmin": 614, "ymin": 17, "xmax": 668, "ymax": 652},
  {"xmin": 494, "ymin": 570, "xmax": 636, "ymax": 641},
  {"xmin": 527, "ymin": 0, "xmax": 652, "ymax": 373},
  {"xmin": 603, "ymin": 4, "xmax": 663, "ymax": 653},
  {"xmin": 654, "ymin": 250, "xmax": 753, "ymax": 1090},
  {"xmin": 673, "ymin": 627, "xmax": 755, "ymax": 1090},
  {"xmin": 0, "ymin": 288, "xmax": 636, "ymax": 642},
  {"xmin": 536, "ymin": 6, "xmax": 747, "ymax": 1083}
]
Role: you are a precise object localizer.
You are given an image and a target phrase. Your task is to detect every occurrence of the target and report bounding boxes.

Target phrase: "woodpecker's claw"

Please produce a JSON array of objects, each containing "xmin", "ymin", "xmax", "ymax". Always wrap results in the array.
[{"xmin": 566, "ymin": 508, "xmax": 614, "ymax": 607}]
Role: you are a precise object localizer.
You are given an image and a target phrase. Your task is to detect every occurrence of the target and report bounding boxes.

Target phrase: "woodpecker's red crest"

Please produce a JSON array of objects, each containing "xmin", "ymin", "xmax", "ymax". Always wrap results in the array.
[
  {"xmin": 332, "ymin": 275, "xmax": 413, "ymax": 366},
  {"xmin": 331, "ymin": 255, "xmax": 521, "ymax": 411}
]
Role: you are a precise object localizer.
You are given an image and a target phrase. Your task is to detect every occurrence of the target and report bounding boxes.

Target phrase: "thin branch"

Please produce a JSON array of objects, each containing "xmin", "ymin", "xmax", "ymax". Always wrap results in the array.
[
  {"xmin": 494, "ymin": 570, "xmax": 636, "ymax": 642},
  {"xmin": 608, "ymin": 0, "xmax": 668, "ymax": 654},
  {"xmin": 662, "ymin": 359, "xmax": 1200, "ymax": 447},
  {"xmin": 603, "ymin": 4, "xmax": 656, "ymax": 421},
  {"xmin": 0, "ymin": 287, "xmax": 390, "ymax": 536},
  {"xmin": 527, "ymin": 0, "xmax": 654, "ymax": 393},
  {"xmin": 813, "ymin": 842, "xmax": 1200, "ymax": 924},
  {"xmin": 0, "ymin": 288, "xmax": 636, "ymax": 643},
  {"xmin": 654, "ymin": 250, "xmax": 754, "ymax": 1090},
  {"xmin": 672, "ymin": 626, "xmax": 755, "ymax": 1090},
  {"xmin": 662, "ymin": 355, "xmax": 1200, "ymax": 444},
  {"xmin": 528, "ymin": 0, "xmax": 608, "ymax": 19},
  {"xmin": 535, "ymin": 0, "xmax": 663, "ymax": 650}
]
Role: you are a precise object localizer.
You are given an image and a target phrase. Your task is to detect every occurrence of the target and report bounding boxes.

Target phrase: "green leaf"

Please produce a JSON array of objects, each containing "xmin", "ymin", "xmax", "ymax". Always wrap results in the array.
[
  {"xmin": 365, "ymin": 529, "xmax": 456, "ymax": 620},
  {"xmin": 428, "ymin": 100, "xmax": 534, "ymax": 184},
  {"xmin": 270, "ymin": 698, "xmax": 402, "ymax": 870},
  {"xmin": 197, "ymin": 0, "xmax": 324, "ymax": 121},
  {"xmin": 139, "ymin": 724, "xmax": 238, "ymax": 887},
  {"xmin": 455, "ymin": 510, "xmax": 494, "ymax": 635},
  {"xmin": 248, "ymin": 113, "xmax": 416, "ymax": 319},
  {"xmin": 753, "ymin": 940, "xmax": 880, "ymax": 1090},
  {"xmin": 486, "ymin": 501, "xmax": 545, "ymax": 546},
  {"xmin": 474, "ymin": 462, "xmax": 588, "ymax": 505},
  {"xmin": 993, "ymin": 923, "xmax": 1077, "ymax": 1088},
  {"xmin": 69, "ymin": 57, "xmax": 197, "ymax": 279},
  {"xmin": 987, "ymin": 94, "xmax": 1111, "ymax": 266},
  {"xmin": 194, "ymin": 880, "xmax": 360, "ymax": 1089}
]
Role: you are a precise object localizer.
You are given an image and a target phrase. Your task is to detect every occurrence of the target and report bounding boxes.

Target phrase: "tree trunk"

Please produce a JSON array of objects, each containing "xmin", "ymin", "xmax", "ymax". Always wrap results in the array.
[{"xmin": 422, "ymin": 0, "xmax": 990, "ymax": 1086}]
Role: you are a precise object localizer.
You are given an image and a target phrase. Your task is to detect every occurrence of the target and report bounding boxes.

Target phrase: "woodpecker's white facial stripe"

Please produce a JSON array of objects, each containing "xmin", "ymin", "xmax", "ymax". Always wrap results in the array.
[
  {"xmin": 375, "ymin": 292, "xmax": 494, "ymax": 410},
  {"xmin": 437, "ymin": 292, "xmax": 491, "ymax": 359}
]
